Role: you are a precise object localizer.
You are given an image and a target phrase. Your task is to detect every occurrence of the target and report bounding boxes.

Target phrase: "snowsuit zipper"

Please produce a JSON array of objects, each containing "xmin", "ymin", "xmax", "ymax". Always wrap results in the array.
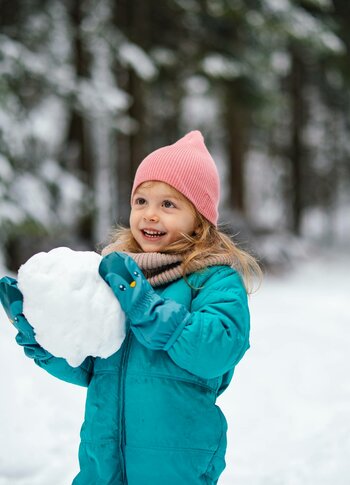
[{"xmin": 118, "ymin": 328, "xmax": 132, "ymax": 484}]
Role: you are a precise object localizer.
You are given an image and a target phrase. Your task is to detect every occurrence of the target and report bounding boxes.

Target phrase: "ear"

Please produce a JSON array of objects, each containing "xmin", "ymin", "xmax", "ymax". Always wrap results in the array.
[{"xmin": 193, "ymin": 224, "xmax": 200, "ymax": 235}]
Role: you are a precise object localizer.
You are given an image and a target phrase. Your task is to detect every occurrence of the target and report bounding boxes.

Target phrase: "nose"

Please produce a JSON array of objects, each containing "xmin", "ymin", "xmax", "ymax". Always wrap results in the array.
[{"xmin": 143, "ymin": 206, "xmax": 159, "ymax": 222}]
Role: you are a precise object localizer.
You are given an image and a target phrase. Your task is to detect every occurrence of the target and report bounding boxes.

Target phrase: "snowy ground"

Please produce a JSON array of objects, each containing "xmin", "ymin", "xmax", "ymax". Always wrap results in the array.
[
  {"xmin": 219, "ymin": 247, "xmax": 350, "ymax": 485},
  {"xmin": 0, "ymin": 247, "xmax": 349, "ymax": 484}
]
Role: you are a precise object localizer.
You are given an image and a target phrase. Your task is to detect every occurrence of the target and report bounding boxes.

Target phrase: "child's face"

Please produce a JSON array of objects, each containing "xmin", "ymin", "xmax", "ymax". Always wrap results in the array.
[{"xmin": 130, "ymin": 181, "xmax": 198, "ymax": 252}]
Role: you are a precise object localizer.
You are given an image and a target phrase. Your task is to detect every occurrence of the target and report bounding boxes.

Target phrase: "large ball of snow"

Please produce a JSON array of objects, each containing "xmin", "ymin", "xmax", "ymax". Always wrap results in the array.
[{"xmin": 17, "ymin": 247, "xmax": 126, "ymax": 367}]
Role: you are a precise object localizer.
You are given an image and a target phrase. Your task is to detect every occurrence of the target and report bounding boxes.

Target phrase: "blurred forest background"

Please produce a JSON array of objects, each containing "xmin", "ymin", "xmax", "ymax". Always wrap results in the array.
[{"xmin": 1, "ymin": 0, "xmax": 349, "ymax": 272}]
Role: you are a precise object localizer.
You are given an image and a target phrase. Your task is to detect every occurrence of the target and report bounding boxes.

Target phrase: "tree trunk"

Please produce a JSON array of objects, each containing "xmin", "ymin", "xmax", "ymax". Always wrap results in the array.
[
  {"xmin": 65, "ymin": 0, "xmax": 93, "ymax": 241},
  {"xmin": 112, "ymin": 0, "xmax": 151, "ymax": 224},
  {"xmin": 289, "ymin": 44, "xmax": 305, "ymax": 235},
  {"xmin": 223, "ymin": 87, "xmax": 248, "ymax": 213}
]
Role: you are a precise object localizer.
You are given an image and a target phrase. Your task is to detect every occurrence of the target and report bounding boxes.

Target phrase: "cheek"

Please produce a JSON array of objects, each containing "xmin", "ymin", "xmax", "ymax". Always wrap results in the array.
[
  {"xmin": 183, "ymin": 214, "xmax": 196, "ymax": 233},
  {"xmin": 129, "ymin": 211, "xmax": 138, "ymax": 230}
]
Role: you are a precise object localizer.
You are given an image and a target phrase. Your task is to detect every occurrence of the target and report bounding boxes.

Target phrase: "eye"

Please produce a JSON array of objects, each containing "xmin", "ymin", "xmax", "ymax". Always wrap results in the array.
[
  {"xmin": 163, "ymin": 200, "xmax": 176, "ymax": 209},
  {"xmin": 134, "ymin": 197, "xmax": 146, "ymax": 205},
  {"xmin": 119, "ymin": 284, "xmax": 126, "ymax": 291}
]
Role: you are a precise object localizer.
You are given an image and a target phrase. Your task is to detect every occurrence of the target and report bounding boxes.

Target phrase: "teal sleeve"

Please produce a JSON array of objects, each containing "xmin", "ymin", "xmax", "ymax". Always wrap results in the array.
[
  {"xmin": 165, "ymin": 268, "xmax": 250, "ymax": 379},
  {"xmin": 34, "ymin": 355, "xmax": 93, "ymax": 387}
]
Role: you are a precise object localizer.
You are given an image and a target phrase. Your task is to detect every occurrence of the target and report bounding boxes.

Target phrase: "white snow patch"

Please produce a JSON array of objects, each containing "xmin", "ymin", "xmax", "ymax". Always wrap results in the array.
[
  {"xmin": 264, "ymin": 0, "xmax": 291, "ymax": 14},
  {"xmin": 202, "ymin": 54, "xmax": 243, "ymax": 79},
  {"xmin": 77, "ymin": 79, "xmax": 129, "ymax": 115},
  {"xmin": 12, "ymin": 174, "xmax": 52, "ymax": 226},
  {"xmin": 41, "ymin": 159, "xmax": 86, "ymax": 227},
  {"xmin": 218, "ymin": 249, "xmax": 350, "ymax": 484},
  {"xmin": 151, "ymin": 47, "xmax": 177, "ymax": 67},
  {"xmin": 270, "ymin": 51, "xmax": 291, "ymax": 75},
  {"xmin": 119, "ymin": 43, "xmax": 157, "ymax": 81},
  {"xmin": 0, "ymin": 200, "xmax": 26, "ymax": 225},
  {"xmin": 28, "ymin": 97, "xmax": 68, "ymax": 152},
  {"xmin": 0, "ymin": 154, "xmax": 13, "ymax": 182}
]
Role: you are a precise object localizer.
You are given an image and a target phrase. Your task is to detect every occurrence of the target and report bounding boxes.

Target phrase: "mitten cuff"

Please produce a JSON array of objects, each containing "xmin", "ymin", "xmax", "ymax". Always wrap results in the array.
[
  {"xmin": 129, "ymin": 295, "xmax": 190, "ymax": 350},
  {"xmin": 128, "ymin": 290, "xmax": 161, "ymax": 322}
]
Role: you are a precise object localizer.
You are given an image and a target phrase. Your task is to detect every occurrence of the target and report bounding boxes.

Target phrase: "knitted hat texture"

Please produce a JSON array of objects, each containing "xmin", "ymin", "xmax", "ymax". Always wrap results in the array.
[{"xmin": 131, "ymin": 130, "xmax": 220, "ymax": 225}]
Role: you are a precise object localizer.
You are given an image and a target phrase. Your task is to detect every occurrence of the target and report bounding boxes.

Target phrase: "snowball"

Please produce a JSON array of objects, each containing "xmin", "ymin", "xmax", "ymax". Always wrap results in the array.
[{"xmin": 17, "ymin": 247, "xmax": 126, "ymax": 367}]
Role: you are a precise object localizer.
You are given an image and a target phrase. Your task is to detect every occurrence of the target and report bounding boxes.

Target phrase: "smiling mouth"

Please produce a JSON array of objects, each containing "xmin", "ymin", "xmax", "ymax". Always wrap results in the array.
[{"xmin": 141, "ymin": 229, "xmax": 167, "ymax": 239}]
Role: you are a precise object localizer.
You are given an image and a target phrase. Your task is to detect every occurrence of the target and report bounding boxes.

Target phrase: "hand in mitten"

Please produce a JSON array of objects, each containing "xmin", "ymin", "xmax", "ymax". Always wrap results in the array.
[
  {"xmin": 0, "ymin": 276, "xmax": 52, "ymax": 359},
  {"xmin": 0, "ymin": 276, "xmax": 23, "ymax": 323},
  {"xmin": 98, "ymin": 252, "xmax": 189, "ymax": 350},
  {"xmin": 98, "ymin": 252, "xmax": 159, "ymax": 317}
]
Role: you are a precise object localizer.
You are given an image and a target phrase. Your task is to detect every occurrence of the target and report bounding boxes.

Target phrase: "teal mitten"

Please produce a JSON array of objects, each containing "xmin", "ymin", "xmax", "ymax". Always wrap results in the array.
[
  {"xmin": 98, "ymin": 252, "xmax": 190, "ymax": 350},
  {"xmin": 0, "ymin": 276, "xmax": 52, "ymax": 359}
]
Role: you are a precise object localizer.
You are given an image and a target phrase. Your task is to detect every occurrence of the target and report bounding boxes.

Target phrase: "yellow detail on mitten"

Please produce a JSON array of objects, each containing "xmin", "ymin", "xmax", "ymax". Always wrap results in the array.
[{"xmin": 130, "ymin": 281, "xmax": 136, "ymax": 288}]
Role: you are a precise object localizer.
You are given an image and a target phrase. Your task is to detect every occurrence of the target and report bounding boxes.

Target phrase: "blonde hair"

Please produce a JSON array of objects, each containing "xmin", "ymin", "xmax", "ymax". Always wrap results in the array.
[{"xmin": 99, "ymin": 208, "xmax": 262, "ymax": 294}]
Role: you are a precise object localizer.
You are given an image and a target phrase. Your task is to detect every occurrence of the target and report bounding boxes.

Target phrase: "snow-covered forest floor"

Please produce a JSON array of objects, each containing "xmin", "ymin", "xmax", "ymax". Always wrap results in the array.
[
  {"xmin": 219, "ymin": 246, "xmax": 350, "ymax": 485},
  {"xmin": 0, "ymin": 246, "xmax": 349, "ymax": 484}
]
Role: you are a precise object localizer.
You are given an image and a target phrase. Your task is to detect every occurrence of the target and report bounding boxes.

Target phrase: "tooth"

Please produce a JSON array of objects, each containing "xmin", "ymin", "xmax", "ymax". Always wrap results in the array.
[{"xmin": 145, "ymin": 230, "xmax": 162, "ymax": 235}]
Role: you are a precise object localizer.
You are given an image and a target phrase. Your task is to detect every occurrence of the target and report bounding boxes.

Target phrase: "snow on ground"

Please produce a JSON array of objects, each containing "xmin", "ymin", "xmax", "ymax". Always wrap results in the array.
[
  {"xmin": 219, "ymin": 247, "xmax": 350, "ymax": 485},
  {"xmin": 0, "ymin": 247, "xmax": 349, "ymax": 484},
  {"xmin": 0, "ymin": 313, "xmax": 86, "ymax": 485}
]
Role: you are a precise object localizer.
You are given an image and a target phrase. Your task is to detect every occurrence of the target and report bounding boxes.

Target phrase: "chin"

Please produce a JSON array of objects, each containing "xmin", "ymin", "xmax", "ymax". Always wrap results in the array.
[{"xmin": 142, "ymin": 245, "xmax": 163, "ymax": 252}]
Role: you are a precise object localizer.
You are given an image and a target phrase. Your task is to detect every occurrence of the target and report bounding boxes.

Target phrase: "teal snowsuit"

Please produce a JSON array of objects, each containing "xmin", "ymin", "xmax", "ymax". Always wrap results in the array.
[{"xmin": 1, "ymin": 262, "xmax": 250, "ymax": 484}]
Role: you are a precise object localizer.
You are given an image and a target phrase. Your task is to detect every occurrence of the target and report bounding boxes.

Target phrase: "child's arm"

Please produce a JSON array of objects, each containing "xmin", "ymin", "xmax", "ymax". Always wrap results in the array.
[
  {"xmin": 99, "ymin": 253, "xmax": 250, "ymax": 379},
  {"xmin": 0, "ymin": 276, "xmax": 93, "ymax": 387},
  {"xmin": 167, "ymin": 267, "xmax": 249, "ymax": 379}
]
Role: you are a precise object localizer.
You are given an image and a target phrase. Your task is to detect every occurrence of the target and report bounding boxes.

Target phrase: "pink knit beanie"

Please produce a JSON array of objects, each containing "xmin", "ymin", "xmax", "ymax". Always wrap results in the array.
[{"xmin": 131, "ymin": 130, "xmax": 220, "ymax": 226}]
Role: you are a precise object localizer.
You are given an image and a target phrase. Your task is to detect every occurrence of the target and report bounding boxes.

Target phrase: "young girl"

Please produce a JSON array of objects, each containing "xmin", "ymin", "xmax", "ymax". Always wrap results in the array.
[{"xmin": 0, "ymin": 130, "xmax": 260, "ymax": 484}]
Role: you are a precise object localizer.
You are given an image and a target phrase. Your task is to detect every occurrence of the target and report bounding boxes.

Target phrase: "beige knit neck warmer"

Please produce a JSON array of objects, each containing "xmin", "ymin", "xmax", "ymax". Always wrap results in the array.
[{"xmin": 101, "ymin": 242, "xmax": 235, "ymax": 287}]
